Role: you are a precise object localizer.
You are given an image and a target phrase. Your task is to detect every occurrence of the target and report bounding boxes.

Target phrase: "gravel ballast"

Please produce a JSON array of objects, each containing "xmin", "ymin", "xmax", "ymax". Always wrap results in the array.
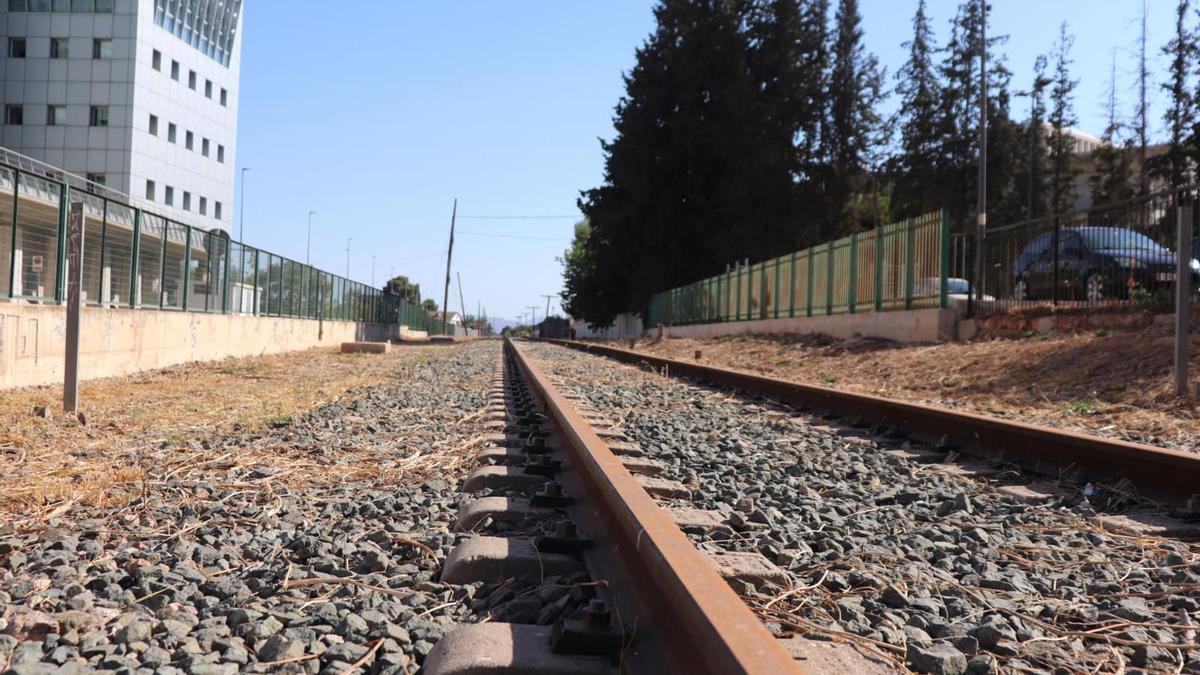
[
  {"xmin": 0, "ymin": 342, "xmax": 561, "ymax": 674},
  {"xmin": 523, "ymin": 341, "xmax": 1200, "ymax": 673}
]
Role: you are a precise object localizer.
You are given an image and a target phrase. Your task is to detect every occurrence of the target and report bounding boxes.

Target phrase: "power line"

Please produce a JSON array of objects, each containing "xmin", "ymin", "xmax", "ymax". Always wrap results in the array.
[
  {"xmin": 458, "ymin": 215, "xmax": 580, "ymax": 220},
  {"xmin": 457, "ymin": 230, "xmax": 570, "ymax": 242}
]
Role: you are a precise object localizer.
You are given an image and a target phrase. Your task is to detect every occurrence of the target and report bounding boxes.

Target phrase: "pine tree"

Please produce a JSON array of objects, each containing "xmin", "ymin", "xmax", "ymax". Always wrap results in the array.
[
  {"xmin": 825, "ymin": 0, "xmax": 885, "ymax": 237},
  {"xmin": 1046, "ymin": 22, "xmax": 1079, "ymax": 215},
  {"xmin": 572, "ymin": 0, "xmax": 791, "ymax": 325},
  {"xmin": 1158, "ymin": 0, "xmax": 1197, "ymax": 189},
  {"xmin": 892, "ymin": 0, "xmax": 942, "ymax": 218},
  {"xmin": 936, "ymin": 1, "xmax": 1018, "ymax": 227},
  {"xmin": 1090, "ymin": 53, "xmax": 1134, "ymax": 205},
  {"xmin": 1020, "ymin": 55, "xmax": 1051, "ymax": 220},
  {"xmin": 1134, "ymin": 1, "xmax": 1152, "ymax": 195}
]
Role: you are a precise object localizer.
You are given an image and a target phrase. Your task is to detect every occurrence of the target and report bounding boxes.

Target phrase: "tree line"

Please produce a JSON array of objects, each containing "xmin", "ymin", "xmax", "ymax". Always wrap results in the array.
[{"xmin": 563, "ymin": 0, "xmax": 1200, "ymax": 326}]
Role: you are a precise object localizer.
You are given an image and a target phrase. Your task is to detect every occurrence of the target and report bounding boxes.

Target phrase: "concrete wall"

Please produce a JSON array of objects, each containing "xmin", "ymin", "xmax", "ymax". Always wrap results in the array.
[
  {"xmin": 571, "ymin": 313, "xmax": 644, "ymax": 340},
  {"xmin": 0, "ymin": 301, "xmax": 396, "ymax": 389},
  {"xmin": 652, "ymin": 307, "xmax": 958, "ymax": 344}
]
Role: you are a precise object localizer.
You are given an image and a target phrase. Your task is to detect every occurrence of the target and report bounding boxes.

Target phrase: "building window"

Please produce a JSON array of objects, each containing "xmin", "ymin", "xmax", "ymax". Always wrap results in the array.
[
  {"xmin": 220, "ymin": 88, "xmax": 227, "ymax": 107},
  {"xmin": 164, "ymin": 186, "xmax": 174, "ymax": 206},
  {"xmin": 8, "ymin": 39, "xmax": 27, "ymax": 58},
  {"xmin": 71, "ymin": 0, "xmax": 93, "ymax": 9},
  {"xmin": 171, "ymin": 60, "xmax": 180, "ymax": 81},
  {"xmin": 149, "ymin": 114, "xmax": 158, "ymax": 135},
  {"xmin": 199, "ymin": 197, "xmax": 207, "ymax": 216},
  {"xmin": 145, "ymin": 180, "xmax": 156, "ymax": 201},
  {"xmin": 217, "ymin": 145, "xmax": 225, "ymax": 163},
  {"xmin": 152, "ymin": 49, "xmax": 162, "ymax": 71},
  {"xmin": 5, "ymin": 106, "xmax": 23, "ymax": 126},
  {"xmin": 89, "ymin": 105, "xmax": 109, "ymax": 127},
  {"xmin": 201, "ymin": 138, "xmax": 210, "ymax": 157},
  {"xmin": 214, "ymin": 201, "xmax": 222, "ymax": 220},
  {"xmin": 182, "ymin": 191, "xmax": 191, "ymax": 211},
  {"xmin": 185, "ymin": 131, "xmax": 194, "ymax": 150},
  {"xmin": 47, "ymin": 105, "xmax": 66, "ymax": 126},
  {"xmin": 204, "ymin": 80, "xmax": 212, "ymax": 99},
  {"xmin": 168, "ymin": 123, "xmax": 177, "ymax": 143},
  {"xmin": 95, "ymin": 0, "xmax": 112, "ymax": 11},
  {"xmin": 188, "ymin": 70, "xmax": 196, "ymax": 90},
  {"xmin": 86, "ymin": 173, "xmax": 106, "ymax": 186},
  {"xmin": 50, "ymin": 38, "xmax": 69, "ymax": 59},
  {"xmin": 92, "ymin": 38, "xmax": 111, "ymax": 60}
]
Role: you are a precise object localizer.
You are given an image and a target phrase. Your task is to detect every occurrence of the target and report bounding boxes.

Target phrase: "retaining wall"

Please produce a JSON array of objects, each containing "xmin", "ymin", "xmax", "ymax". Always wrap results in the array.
[
  {"xmin": 0, "ymin": 301, "xmax": 397, "ymax": 389},
  {"xmin": 653, "ymin": 307, "xmax": 958, "ymax": 343}
]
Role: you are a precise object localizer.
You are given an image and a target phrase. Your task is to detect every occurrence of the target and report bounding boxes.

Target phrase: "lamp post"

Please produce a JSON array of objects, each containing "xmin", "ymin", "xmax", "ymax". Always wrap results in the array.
[
  {"xmin": 239, "ymin": 167, "xmax": 250, "ymax": 242},
  {"xmin": 345, "ymin": 237, "xmax": 352, "ymax": 278},
  {"xmin": 306, "ymin": 211, "xmax": 316, "ymax": 264}
]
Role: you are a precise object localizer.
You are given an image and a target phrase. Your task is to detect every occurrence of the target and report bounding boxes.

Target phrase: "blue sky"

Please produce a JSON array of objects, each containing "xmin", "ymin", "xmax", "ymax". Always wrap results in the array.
[{"xmin": 235, "ymin": 1, "xmax": 1176, "ymax": 322}]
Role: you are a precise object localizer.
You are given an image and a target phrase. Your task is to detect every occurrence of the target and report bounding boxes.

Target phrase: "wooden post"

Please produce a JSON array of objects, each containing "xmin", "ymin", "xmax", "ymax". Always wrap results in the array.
[{"xmin": 63, "ymin": 202, "xmax": 83, "ymax": 413}]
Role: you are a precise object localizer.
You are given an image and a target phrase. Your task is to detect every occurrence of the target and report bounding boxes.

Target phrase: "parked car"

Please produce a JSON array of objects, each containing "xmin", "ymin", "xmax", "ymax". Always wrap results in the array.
[{"xmin": 1011, "ymin": 226, "xmax": 1199, "ymax": 302}]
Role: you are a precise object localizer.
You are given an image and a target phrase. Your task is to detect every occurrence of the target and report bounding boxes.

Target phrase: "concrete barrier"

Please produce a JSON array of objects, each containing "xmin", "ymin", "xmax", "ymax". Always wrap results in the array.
[
  {"xmin": 340, "ymin": 341, "xmax": 391, "ymax": 354},
  {"xmin": 651, "ymin": 308, "xmax": 957, "ymax": 344},
  {"xmin": 0, "ymin": 301, "xmax": 400, "ymax": 389}
]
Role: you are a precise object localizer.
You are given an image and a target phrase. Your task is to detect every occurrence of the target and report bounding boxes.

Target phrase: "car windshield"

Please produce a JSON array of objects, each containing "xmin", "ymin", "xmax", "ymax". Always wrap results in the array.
[
  {"xmin": 946, "ymin": 279, "xmax": 969, "ymax": 293},
  {"xmin": 1074, "ymin": 227, "xmax": 1164, "ymax": 251}
]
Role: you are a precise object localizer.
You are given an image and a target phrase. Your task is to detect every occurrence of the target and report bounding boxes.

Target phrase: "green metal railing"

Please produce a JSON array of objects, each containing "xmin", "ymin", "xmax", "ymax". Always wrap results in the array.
[
  {"xmin": 0, "ymin": 159, "xmax": 440, "ymax": 333},
  {"xmin": 647, "ymin": 209, "xmax": 952, "ymax": 326}
]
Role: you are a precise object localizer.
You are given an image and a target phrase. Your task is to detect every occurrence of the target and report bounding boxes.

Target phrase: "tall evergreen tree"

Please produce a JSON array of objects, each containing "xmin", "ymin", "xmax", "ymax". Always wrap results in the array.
[
  {"xmin": 1158, "ymin": 0, "xmax": 1197, "ymax": 189},
  {"xmin": 1019, "ymin": 55, "xmax": 1052, "ymax": 220},
  {"xmin": 892, "ymin": 0, "xmax": 942, "ymax": 218},
  {"xmin": 1046, "ymin": 22, "xmax": 1079, "ymax": 215},
  {"xmin": 825, "ymin": 0, "xmax": 885, "ymax": 236},
  {"xmin": 1090, "ymin": 53, "xmax": 1134, "ymax": 205},
  {"xmin": 1134, "ymin": 1, "xmax": 1152, "ymax": 195},
  {"xmin": 572, "ymin": 0, "xmax": 791, "ymax": 325},
  {"xmin": 936, "ymin": 1, "xmax": 1019, "ymax": 227}
]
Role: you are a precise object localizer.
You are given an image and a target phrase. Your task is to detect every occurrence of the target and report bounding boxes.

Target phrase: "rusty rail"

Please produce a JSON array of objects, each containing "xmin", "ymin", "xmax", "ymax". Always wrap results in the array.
[
  {"xmin": 505, "ymin": 338, "xmax": 802, "ymax": 675},
  {"xmin": 540, "ymin": 338, "xmax": 1200, "ymax": 507}
]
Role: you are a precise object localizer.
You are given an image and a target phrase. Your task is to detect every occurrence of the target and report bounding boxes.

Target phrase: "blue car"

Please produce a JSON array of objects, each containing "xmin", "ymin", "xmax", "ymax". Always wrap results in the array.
[{"xmin": 1012, "ymin": 226, "xmax": 1199, "ymax": 301}]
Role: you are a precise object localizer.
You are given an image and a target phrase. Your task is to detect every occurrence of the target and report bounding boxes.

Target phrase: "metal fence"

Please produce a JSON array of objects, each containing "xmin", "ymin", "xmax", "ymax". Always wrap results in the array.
[
  {"xmin": 0, "ymin": 158, "xmax": 439, "ymax": 332},
  {"xmin": 646, "ymin": 210, "xmax": 952, "ymax": 326},
  {"xmin": 965, "ymin": 187, "xmax": 1198, "ymax": 316}
]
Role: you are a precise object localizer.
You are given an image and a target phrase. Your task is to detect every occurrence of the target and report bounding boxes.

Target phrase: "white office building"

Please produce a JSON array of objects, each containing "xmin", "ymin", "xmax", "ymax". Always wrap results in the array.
[{"xmin": 1, "ymin": 0, "xmax": 242, "ymax": 232}]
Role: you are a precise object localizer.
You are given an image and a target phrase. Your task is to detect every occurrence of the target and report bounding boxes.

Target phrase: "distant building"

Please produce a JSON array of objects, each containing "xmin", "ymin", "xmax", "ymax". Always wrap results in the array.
[
  {"xmin": 1038, "ymin": 124, "xmax": 1168, "ymax": 211},
  {"xmin": 1, "ymin": 0, "xmax": 243, "ymax": 232}
]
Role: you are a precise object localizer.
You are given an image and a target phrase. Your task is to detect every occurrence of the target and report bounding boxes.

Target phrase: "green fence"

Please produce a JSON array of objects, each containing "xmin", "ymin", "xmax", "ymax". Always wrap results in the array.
[
  {"xmin": 647, "ymin": 209, "xmax": 952, "ymax": 326},
  {"xmin": 0, "ymin": 158, "xmax": 440, "ymax": 333}
]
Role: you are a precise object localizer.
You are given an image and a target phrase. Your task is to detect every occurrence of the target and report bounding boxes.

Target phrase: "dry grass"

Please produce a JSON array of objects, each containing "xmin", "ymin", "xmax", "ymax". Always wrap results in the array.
[
  {"xmin": 628, "ymin": 327, "xmax": 1200, "ymax": 450},
  {"xmin": 0, "ymin": 344, "xmax": 474, "ymax": 525}
]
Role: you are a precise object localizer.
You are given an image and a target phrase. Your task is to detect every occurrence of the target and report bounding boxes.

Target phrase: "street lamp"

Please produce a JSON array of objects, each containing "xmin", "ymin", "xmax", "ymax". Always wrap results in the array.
[
  {"xmin": 345, "ymin": 237, "xmax": 353, "ymax": 278},
  {"xmin": 306, "ymin": 211, "xmax": 317, "ymax": 264},
  {"xmin": 239, "ymin": 167, "xmax": 250, "ymax": 242}
]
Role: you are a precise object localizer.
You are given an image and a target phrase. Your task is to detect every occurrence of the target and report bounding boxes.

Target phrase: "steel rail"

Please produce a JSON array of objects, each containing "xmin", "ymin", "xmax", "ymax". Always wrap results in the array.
[
  {"xmin": 540, "ymin": 338, "xmax": 1200, "ymax": 507},
  {"xmin": 504, "ymin": 338, "xmax": 802, "ymax": 675}
]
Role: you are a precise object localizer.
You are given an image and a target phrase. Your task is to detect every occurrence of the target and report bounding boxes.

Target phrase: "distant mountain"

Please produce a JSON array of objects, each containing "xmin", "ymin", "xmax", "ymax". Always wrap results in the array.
[{"xmin": 489, "ymin": 317, "xmax": 520, "ymax": 332}]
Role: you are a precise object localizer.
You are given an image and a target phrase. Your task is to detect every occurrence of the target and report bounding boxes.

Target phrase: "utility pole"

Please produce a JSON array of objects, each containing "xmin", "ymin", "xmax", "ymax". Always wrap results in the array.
[
  {"xmin": 306, "ymin": 211, "xmax": 316, "ymax": 264},
  {"xmin": 239, "ymin": 167, "xmax": 250, "ymax": 242},
  {"xmin": 441, "ymin": 199, "xmax": 457, "ymax": 335},
  {"xmin": 1176, "ymin": 205, "xmax": 1193, "ymax": 396},
  {"xmin": 345, "ymin": 237, "xmax": 352, "ymax": 278},
  {"xmin": 527, "ymin": 305, "xmax": 539, "ymax": 336},
  {"xmin": 541, "ymin": 294, "xmax": 554, "ymax": 322},
  {"xmin": 973, "ymin": 0, "xmax": 988, "ymax": 312}
]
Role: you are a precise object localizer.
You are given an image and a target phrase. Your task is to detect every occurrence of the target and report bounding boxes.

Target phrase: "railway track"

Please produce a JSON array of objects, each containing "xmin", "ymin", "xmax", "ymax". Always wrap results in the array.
[
  {"xmin": 541, "ymin": 338, "xmax": 1200, "ymax": 509},
  {"xmin": 424, "ymin": 338, "xmax": 890, "ymax": 674},
  {"xmin": 424, "ymin": 338, "xmax": 1200, "ymax": 674}
]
